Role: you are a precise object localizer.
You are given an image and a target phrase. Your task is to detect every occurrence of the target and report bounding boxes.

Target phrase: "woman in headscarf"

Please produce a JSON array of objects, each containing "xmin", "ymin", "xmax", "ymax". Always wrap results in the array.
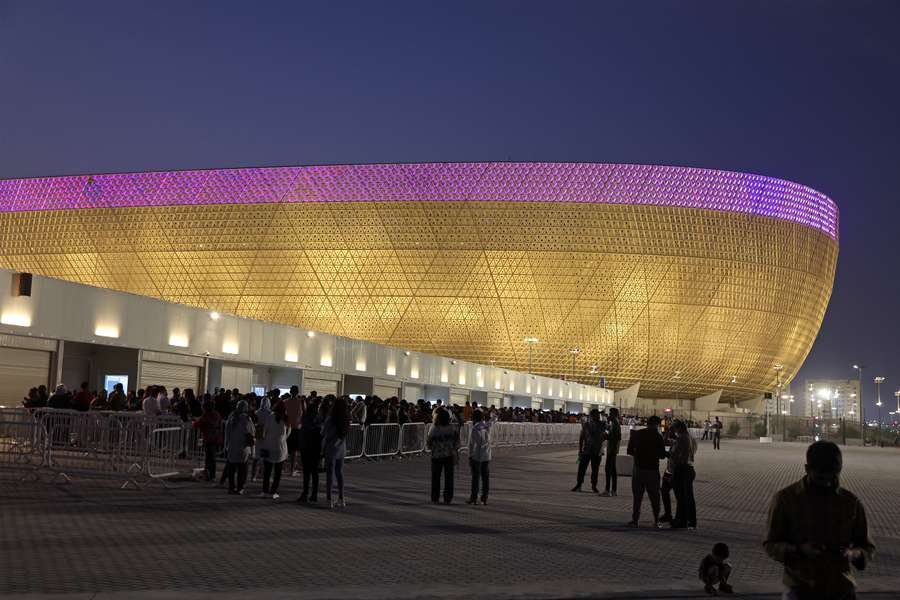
[
  {"xmin": 224, "ymin": 399, "xmax": 255, "ymax": 495},
  {"xmin": 322, "ymin": 395, "xmax": 350, "ymax": 508},
  {"xmin": 256, "ymin": 397, "xmax": 290, "ymax": 500}
]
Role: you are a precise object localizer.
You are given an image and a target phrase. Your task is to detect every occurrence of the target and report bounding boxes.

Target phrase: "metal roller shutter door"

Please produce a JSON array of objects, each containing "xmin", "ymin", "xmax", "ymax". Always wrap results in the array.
[
  {"xmin": 373, "ymin": 384, "xmax": 400, "ymax": 399},
  {"xmin": 302, "ymin": 378, "xmax": 339, "ymax": 397},
  {"xmin": 449, "ymin": 390, "xmax": 469, "ymax": 407},
  {"xmin": 403, "ymin": 383, "xmax": 424, "ymax": 402},
  {"xmin": 140, "ymin": 361, "xmax": 200, "ymax": 393},
  {"xmin": 0, "ymin": 347, "xmax": 51, "ymax": 407}
]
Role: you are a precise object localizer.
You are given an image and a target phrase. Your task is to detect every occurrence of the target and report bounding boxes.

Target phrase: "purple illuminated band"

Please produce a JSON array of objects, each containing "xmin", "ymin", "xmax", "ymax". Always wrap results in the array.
[{"xmin": 0, "ymin": 163, "xmax": 838, "ymax": 240}]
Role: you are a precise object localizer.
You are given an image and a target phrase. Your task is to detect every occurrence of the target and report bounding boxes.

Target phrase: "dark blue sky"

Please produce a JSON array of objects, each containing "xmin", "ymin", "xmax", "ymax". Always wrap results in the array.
[{"xmin": 1, "ymin": 1, "xmax": 898, "ymax": 418}]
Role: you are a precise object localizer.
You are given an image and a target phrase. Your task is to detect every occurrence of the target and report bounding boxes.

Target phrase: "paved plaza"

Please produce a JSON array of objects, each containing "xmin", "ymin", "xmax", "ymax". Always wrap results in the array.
[{"xmin": 1, "ymin": 440, "xmax": 899, "ymax": 599}]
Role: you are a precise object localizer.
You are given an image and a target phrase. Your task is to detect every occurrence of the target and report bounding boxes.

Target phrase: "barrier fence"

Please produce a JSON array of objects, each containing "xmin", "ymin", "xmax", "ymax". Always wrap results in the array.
[{"xmin": 0, "ymin": 408, "xmax": 584, "ymax": 486}]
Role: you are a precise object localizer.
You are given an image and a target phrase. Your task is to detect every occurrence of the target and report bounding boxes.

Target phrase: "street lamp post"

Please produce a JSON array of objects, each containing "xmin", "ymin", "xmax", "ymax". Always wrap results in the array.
[
  {"xmin": 567, "ymin": 347, "xmax": 581, "ymax": 381},
  {"xmin": 523, "ymin": 337, "xmax": 539, "ymax": 374},
  {"xmin": 853, "ymin": 365, "xmax": 865, "ymax": 444},
  {"xmin": 874, "ymin": 376, "xmax": 885, "ymax": 446},
  {"xmin": 894, "ymin": 390, "xmax": 900, "ymax": 415}
]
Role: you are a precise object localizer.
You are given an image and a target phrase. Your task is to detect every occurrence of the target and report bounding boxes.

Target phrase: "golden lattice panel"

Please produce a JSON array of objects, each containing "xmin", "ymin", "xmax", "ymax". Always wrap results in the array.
[{"xmin": 0, "ymin": 202, "xmax": 836, "ymax": 401}]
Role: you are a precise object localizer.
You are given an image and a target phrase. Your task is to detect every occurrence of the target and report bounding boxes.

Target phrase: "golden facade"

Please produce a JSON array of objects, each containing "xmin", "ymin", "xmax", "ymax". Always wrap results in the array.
[{"xmin": 0, "ymin": 163, "xmax": 838, "ymax": 400}]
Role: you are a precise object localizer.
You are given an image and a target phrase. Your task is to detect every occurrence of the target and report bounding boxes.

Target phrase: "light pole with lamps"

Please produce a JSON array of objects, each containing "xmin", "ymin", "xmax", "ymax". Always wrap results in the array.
[
  {"xmin": 567, "ymin": 347, "xmax": 581, "ymax": 382},
  {"xmin": 523, "ymin": 337, "xmax": 539, "ymax": 374},
  {"xmin": 853, "ymin": 365, "xmax": 865, "ymax": 443},
  {"xmin": 894, "ymin": 390, "xmax": 900, "ymax": 415},
  {"xmin": 874, "ymin": 376, "xmax": 885, "ymax": 445}
]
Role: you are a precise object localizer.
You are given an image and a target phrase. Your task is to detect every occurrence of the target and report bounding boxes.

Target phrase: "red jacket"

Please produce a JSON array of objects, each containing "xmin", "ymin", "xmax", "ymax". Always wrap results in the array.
[{"xmin": 193, "ymin": 412, "xmax": 223, "ymax": 444}]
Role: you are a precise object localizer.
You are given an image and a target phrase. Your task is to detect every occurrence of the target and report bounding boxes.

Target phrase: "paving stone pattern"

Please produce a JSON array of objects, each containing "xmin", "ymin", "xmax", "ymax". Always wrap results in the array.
[{"xmin": 1, "ymin": 439, "xmax": 899, "ymax": 599}]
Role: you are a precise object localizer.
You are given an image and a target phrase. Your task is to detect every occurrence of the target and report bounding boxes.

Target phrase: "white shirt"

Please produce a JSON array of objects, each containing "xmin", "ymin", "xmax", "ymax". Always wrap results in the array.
[{"xmin": 142, "ymin": 395, "xmax": 159, "ymax": 416}]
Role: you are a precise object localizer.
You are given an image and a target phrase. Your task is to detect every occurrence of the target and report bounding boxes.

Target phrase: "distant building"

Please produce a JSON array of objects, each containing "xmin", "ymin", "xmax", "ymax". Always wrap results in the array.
[{"xmin": 804, "ymin": 379, "xmax": 860, "ymax": 419}]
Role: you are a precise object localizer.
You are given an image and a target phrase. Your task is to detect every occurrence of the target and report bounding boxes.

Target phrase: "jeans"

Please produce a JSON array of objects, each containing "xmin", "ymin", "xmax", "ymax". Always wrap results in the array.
[
  {"xmin": 631, "ymin": 467, "xmax": 661, "ymax": 523},
  {"xmin": 661, "ymin": 472, "xmax": 673, "ymax": 517},
  {"xmin": 576, "ymin": 452, "xmax": 601, "ymax": 489},
  {"xmin": 300, "ymin": 446, "xmax": 320, "ymax": 500},
  {"xmin": 431, "ymin": 456, "xmax": 455, "ymax": 502},
  {"xmin": 672, "ymin": 464, "xmax": 696, "ymax": 527},
  {"xmin": 469, "ymin": 458, "xmax": 490, "ymax": 501},
  {"xmin": 262, "ymin": 460, "xmax": 283, "ymax": 495},
  {"xmin": 227, "ymin": 461, "xmax": 248, "ymax": 492},
  {"xmin": 713, "ymin": 432, "xmax": 721, "ymax": 450},
  {"xmin": 605, "ymin": 452, "xmax": 617, "ymax": 492},
  {"xmin": 325, "ymin": 453, "xmax": 344, "ymax": 501},
  {"xmin": 203, "ymin": 441, "xmax": 218, "ymax": 480}
]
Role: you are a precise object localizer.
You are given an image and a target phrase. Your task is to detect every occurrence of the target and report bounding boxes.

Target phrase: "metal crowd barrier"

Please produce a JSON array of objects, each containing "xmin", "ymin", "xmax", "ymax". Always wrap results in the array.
[{"xmin": 0, "ymin": 408, "xmax": 584, "ymax": 487}]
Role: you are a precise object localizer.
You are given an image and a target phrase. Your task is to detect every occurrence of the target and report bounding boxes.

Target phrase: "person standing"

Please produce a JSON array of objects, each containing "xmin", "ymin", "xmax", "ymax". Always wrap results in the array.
[
  {"xmin": 284, "ymin": 386, "xmax": 304, "ymax": 477},
  {"xmin": 670, "ymin": 420, "xmax": 698, "ymax": 529},
  {"xmin": 626, "ymin": 415, "xmax": 668, "ymax": 528},
  {"xmin": 712, "ymin": 417, "xmax": 722, "ymax": 450},
  {"xmin": 426, "ymin": 407, "xmax": 460, "ymax": 504},
  {"xmin": 322, "ymin": 396, "xmax": 350, "ymax": 508},
  {"xmin": 764, "ymin": 441, "xmax": 875, "ymax": 600},
  {"xmin": 601, "ymin": 407, "xmax": 622, "ymax": 497},
  {"xmin": 466, "ymin": 409, "xmax": 494, "ymax": 505},
  {"xmin": 296, "ymin": 398, "xmax": 323, "ymax": 503},
  {"xmin": 257, "ymin": 398, "xmax": 290, "ymax": 500},
  {"xmin": 224, "ymin": 400, "xmax": 254, "ymax": 495},
  {"xmin": 571, "ymin": 408, "xmax": 606, "ymax": 493},
  {"xmin": 192, "ymin": 399, "xmax": 223, "ymax": 482}
]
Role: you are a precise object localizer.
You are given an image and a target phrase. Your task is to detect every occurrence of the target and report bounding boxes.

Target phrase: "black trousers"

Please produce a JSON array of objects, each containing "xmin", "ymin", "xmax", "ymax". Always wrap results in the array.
[
  {"xmin": 203, "ymin": 441, "xmax": 218, "ymax": 480},
  {"xmin": 605, "ymin": 452, "xmax": 618, "ymax": 492},
  {"xmin": 713, "ymin": 432, "xmax": 721, "ymax": 450},
  {"xmin": 700, "ymin": 563, "xmax": 731, "ymax": 586},
  {"xmin": 661, "ymin": 472, "xmax": 673, "ymax": 517},
  {"xmin": 631, "ymin": 467, "xmax": 661, "ymax": 523},
  {"xmin": 576, "ymin": 452, "xmax": 601, "ymax": 489},
  {"xmin": 227, "ymin": 461, "xmax": 248, "ymax": 492},
  {"xmin": 469, "ymin": 458, "xmax": 490, "ymax": 501},
  {"xmin": 431, "ymin": 456, "xmax": 455, "ymax": 502},
  {"xmin": 783, "ymin": 587, "xmax": 855, "ymax": 600},
  {"xmin": 300, "ymin": 446, "xmax": 321, "ymax": 499},
  {"xmin": 672, "ymin": 464, "xmax": 696, "ymax": 527},
  {"xmin": 263, "ymin": 460, "xmax": 283, "ymax": 495},
  {"xmin": 701, "ymin": 430, "xmax": 709, "ymax": 440}
]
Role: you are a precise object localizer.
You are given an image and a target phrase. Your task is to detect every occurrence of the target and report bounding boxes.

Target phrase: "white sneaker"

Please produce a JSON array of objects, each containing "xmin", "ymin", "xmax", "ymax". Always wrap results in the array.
[{"xmin": 272, "ymin": 493, "xmax": 280, "ymax": 500}]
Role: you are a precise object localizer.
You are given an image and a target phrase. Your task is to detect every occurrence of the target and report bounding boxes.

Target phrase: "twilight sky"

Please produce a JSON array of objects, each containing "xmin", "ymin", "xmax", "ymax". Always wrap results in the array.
[{"xmin": 0, "ymin": 1, "xmax": 898, "ymax": 418}]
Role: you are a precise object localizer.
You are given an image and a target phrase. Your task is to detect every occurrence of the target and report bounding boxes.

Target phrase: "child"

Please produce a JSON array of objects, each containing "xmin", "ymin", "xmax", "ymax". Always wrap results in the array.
[{"xmin": 699, "ymin": 542, "xmax": 733, "ymax": 595}]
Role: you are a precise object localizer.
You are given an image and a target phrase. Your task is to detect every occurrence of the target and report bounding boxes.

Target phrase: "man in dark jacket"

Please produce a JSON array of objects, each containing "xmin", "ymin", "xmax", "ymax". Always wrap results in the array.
[
  {"xmin": 601, "ymin": 407, "xmax": 622, "ymax": 496},
  {"xmin": 626, "ymin": 415, "xmax": 668, "ymax": 528},
  {"xmin": 571, "ymin": 409, "xmax": 606, "ymax": 493},
  {"xmin": 764, "ymin": 441, "xmax": 874, "ymax": 599}
]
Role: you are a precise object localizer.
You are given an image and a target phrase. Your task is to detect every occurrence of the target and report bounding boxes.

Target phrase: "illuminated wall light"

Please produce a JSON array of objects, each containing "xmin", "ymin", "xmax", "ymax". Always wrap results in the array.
[
  {"xmin": 355, "ymin": 358, "xmax": 367, "ymax": 372},
  {"xmin": 168, "ymin": 333, "xmax": 189, "ymax": 348},
  {"xmin": 458, "ymin": 372, "xmax": 466, "ymax": 386},
  {"xmin": 320, "ymin": 353, "xmax": 333, "ymax": 368},
  {"xmin": 284, "ymin": 350, "xmax": 299, "ymax": 363},
  {"xmin": 209, "ymin": 311, "xmax": 220, "ymax": 320},
  {"xmin": 410, "ymin": 365, "xmax": 419, "ymax": 379},
  {"xmin": 440, "ymin": 370, "xmax": 449, "ymax": 383},
  {"xmin": 306, "ymin": 330, "xmax": 316, "ymax": 338},
  {"xmin": 526, "ymin": 381, "xmax": 531, "ymax": 394},
  {"xmin": 95, "ymin": 325, "xmax": 120, "ymax": 338},
  {"xmin": 494, "ymin": 379, "xmax": 501, "ymax": 390},
  {"xmin": 509, "ymin": 381, "xmax": 515, "ymax": 392},
  {"xmin": 222, "ymin": 340, "xmax": 239, "ymax": 355},
  {"xmin": 1, "ymin": 312, "xmax": 31, "ymax": 327},
  {"xmin": 386, "ymin": 364, "xmax": 396, "ymax": 376}
]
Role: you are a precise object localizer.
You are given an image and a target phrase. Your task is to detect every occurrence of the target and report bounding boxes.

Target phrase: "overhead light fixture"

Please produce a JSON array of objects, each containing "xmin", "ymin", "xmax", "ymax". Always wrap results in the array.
[
  {"xmin": 450, "ymin": 360, "xmax": 457, "ymax": 365},
  {"xmin": 1, "ymin": 312, "xmax": 31, "ymax": 327},
  {"xmin": 523, "ymin": 337, "xmax": 539, "ymax": 344},
  {"xmin": 168, "ymin": 334, "xmax": 189, "ymax": 348},
  {"xmin": 95, "ymin": 325, "xmax": 119, "ymax": 338},
  {"xmin": 403, "ymin": 350, "xmax": 411, "ymax": 356},
  {"xmin": 210, "ymin": 311, "xmax": 221, "ymax": 321},
  {"xmin": 306, "ymin": 330, "xmax": 316, "ymax": 338}
]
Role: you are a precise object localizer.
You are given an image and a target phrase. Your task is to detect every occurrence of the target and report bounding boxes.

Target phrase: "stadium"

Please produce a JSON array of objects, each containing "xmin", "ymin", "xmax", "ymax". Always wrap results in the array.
[{"xmin": 0, "ymin": 162, "xmax": 838, "ymax": 404}]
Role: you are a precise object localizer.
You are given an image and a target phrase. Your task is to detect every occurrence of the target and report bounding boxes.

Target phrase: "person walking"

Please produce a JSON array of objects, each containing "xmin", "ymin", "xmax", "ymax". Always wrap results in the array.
[
  {"xmin": 600, "ymin": 407, "xmax": 621, "ymax": 497},
  {"xmin": 224, "ymin": 400, "xmax": 254, "ymax": 495},
  {"xmin": 572, "ymin": 408, "xmax": 606, "ymax": 493},
  {"xmin": 296, "ymin": 398, "xmax": 323, "ymax": 503},
  {"xmin": 257, "ymin": 398, "xmax": 290, "ymax": 500},
  {"xmin": 284, "ymin": 386, "xmax": 303, "ymax": 476},
  {"xmin": 702, "ymin": 419, "xmax": 711, "ymax": 441},
  {"xmin": 192, "ymin": 399, "xmax": 223, "ymax": 482},
  {"xmin": 670, "ymin": 420, "xmax": 698, "ymax": 529},
  {"xmin": 712, "ymin": 417, "xmax": 722, "ymax": 450},
  {"xmin": 322, "ymin": 396, "xmax": 350, "ymax": 508},
  {"xmin": 466, "ymin": 409, "xmax": 494, "ymax": 505},
  {"xmin": 764, "ymin": 441, "xmax": 875, "ymax": 600},
  {"xmin": 427, "ymin": 407, "xmax": 460, "ymax": 504},
  {"xmin": 626, "ymin": 415, "xmax": 668, "ymax": 528}
]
